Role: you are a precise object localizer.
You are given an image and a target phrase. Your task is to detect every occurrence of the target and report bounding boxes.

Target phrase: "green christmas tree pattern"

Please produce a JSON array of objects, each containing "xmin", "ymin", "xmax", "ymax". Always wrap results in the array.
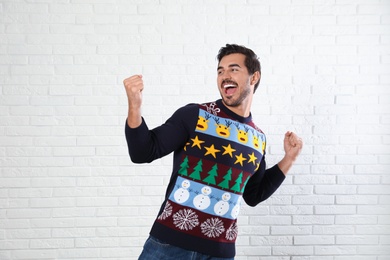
[
  {"xmin": 203, "ymin": 164, "xmax": 218, "ymax": 185},
  {"xmin": 189, "ymin": 159, "xmax": 202, "ymax": 180},
  {"xmin": 178, "ymin": 156, "xmax": 189, "ymax": 176},
  {"xmin": 218, "ymin": 168, "xmax": 232, "ymax": 190},
  {"xmin": 182, "ymin": 157, "xmax": 250, "ymax": 194},
  {"xmin": 231, "ymin": 172, "xmax": 243, "ymax": 193}
]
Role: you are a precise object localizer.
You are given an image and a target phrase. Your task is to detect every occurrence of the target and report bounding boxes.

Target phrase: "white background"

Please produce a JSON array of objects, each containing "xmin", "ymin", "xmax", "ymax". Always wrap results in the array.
[{"xmin": 0, "ymin": 0, "xmax": 389, "ymax": 259}]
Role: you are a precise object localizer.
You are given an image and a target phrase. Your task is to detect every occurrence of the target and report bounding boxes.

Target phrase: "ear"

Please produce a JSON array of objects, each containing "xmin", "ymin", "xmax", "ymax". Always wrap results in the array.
[{"xmin": 250, "ymin": 71, "xmax": 261, "ymax": 86}]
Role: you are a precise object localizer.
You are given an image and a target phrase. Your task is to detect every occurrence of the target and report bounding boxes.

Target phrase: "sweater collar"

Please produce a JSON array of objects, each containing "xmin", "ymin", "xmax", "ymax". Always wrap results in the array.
[{"xmin": 216, "ymin": 99, "xmax": 252, "ymax": 124}]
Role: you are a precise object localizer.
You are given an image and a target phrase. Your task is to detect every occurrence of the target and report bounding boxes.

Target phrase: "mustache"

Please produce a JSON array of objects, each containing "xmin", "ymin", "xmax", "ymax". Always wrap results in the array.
[{"xmin": 222, "ymin": 79, "xmax": 237, "ymax": 86}]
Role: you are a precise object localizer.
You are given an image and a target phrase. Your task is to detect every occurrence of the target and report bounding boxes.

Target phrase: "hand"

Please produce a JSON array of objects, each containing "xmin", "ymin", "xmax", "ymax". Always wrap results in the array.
[
  {"xmin": 277, "ymin": 131, "xmax": 303, "ymax": 175},
  {"xmin": 123, "ymin": 74, "xmax": 144, "ymax": 109},
  {"xmin": 123, "ymin": 75, "xmax": 143, "ymax": 128},
  {"xmin": 283, "ymin": 131, "xmax": 303, "ymax": 162}
]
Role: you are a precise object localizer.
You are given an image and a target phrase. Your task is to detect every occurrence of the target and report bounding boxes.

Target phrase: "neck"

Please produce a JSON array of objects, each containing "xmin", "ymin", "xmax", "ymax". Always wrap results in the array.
[{"xmin": 221, "ymin": 98, "xmax": 252, "ymax": 118}]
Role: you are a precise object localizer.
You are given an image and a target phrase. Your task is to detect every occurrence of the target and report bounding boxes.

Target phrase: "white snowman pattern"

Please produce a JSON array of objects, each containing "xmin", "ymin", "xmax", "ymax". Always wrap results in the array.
[
  {"xmin": 173, "ymin": 180, "xmax": 190, "ymax": 204},
  {"xmin": 230, "ymin": 196, "xmax": 242, "ymax": 219},
  {"xmin": 193, "ymin": 186, "xmax": 212, "ymax": 210},
  {"xmin": 214, "ymin": 192, "xmax": 231, "ymax": 216}
]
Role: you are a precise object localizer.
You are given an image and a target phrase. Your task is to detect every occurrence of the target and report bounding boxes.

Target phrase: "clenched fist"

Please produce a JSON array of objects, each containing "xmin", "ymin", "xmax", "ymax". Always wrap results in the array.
[
  {"xmin": 278, "ymin": 131, "xmax": 303, "ymax": 175},
  {"xmin": 123, "ymin": 75, "xmax": 143, "ymax": 128},
  {"xmin": 283, "ymin": 131, "xmax": 303, "ymax": 162},
  {"xmin": 123, "ymin": 74, "xmax": 144, "ymax": 109}
]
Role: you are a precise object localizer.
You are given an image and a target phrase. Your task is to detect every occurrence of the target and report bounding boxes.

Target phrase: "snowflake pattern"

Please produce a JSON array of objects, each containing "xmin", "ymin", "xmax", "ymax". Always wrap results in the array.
[
  {"xmin": 225, "ymin": 221, "xmax": 238, "ymax": 241},
  {"xmin": 202, "ymin": 102, "xmax": 220, "ymax": 116},
  {"xmin": 158, "ymin": 201, "xmax": 173, "ymax": 220},
  {"xmin": 201, "ymin": 218, "xmax": 225, "ymax": 238},
  {"xmin": 173, "ymin": 209, "xmax": 199, "ymax": 231}
]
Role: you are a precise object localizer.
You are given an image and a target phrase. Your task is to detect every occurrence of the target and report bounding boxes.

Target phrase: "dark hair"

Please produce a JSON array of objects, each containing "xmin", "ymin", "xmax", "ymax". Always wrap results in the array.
[{"xmin": 217, "ymin": 44, "xmax": 261, "ymax": 92}]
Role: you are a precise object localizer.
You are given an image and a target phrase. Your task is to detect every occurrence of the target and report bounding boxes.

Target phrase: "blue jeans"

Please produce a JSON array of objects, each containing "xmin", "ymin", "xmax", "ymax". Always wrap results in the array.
[{"xmin": 138, "ymin": 236, "xmax": 234, "ymax": 260}]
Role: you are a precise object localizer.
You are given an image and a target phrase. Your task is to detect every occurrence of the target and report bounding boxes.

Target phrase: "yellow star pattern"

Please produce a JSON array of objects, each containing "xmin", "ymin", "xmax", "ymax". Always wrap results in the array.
[
  {"xmin": 184, "ymin": 142, "xmax": 190, "ymax": 151},
  {"xmin": 247, "ymin": 152, "xmax": 257, "ymax": 165},
  {"xmin": 204, "ymin": 144, "xmax": 221, "ymax": 158},
  {"xmin": 255, "ymin": 162, "xmax": 260, "ymax": 171},
  {"xmin": 191, "ymin": 135, "xmax": 204, "ymax": 149},
  {"xmin": 234, "ymin": 153, "xmax": 247, "ymax": 166},
  {"xmin": 222, "ymin": 144, "xmax": 236, "ymax": 158},
  {"xmin": 187, "ymin": 136, "xmax": 262, "ymax": 168}
]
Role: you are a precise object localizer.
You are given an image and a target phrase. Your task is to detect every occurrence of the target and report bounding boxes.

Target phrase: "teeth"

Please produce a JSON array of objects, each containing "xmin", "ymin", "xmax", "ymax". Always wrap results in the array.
[{"xmin": 223, "ymin": 84, "xmax": 236, "ymax": 89}]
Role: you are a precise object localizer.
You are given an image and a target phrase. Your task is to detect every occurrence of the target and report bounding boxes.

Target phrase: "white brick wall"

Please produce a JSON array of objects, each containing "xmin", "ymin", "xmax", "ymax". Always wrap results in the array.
[{"xmin": 1, "ymin": 0, "xmax": 389, "ymax": 259}]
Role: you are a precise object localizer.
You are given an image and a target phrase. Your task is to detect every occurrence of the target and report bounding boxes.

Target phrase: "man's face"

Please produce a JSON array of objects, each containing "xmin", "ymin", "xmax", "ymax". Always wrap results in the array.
[{"xmin": 217, "ymin": 53, "xmax": 254, "ymax": 108}]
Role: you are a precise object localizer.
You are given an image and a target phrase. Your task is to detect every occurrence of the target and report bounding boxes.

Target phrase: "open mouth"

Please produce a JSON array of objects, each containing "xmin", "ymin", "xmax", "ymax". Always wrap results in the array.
[{"xmin": 223, "ymin": 84, "xmax": 237, "ymax": 96}]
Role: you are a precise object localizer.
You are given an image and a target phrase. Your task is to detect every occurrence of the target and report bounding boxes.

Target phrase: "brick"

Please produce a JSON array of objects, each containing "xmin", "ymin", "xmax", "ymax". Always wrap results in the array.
[
  {"xmin": 335, "ymin": 215, "xmax": 378, "ymax": 225},
  {"xmin": 75, "ymin": 217, "xmax": 116, "ymax": 228},
  {"xmin": 358, "ymin": 205, "xmax": 390, "ymax": 215},
  {"xmin": 294, "ymin": 235, "xmax": 335, "ymax": 245},
  {"xmin": 315, "ymin": 245, "xmax": 357, "ymax": 255},
  {"xmin": 356, "ymin": 225, "xmax": 390, "ymax": 235},
  {"xmin": 315, "ymin": 185, "xmax": 356, "ymax": 195},
  {"xmin": 293, "ymin": 215, "xmax": 335, "ymax": 225},
  {"xmin": 315, "ymin": 205, "xmax": 357, "ymax": 215},
  {"xmin": 6, "ymin": 229, "xmax": 51, "ymax": 239},
  {"xmin": 336, "ymin": 195, "xmax": 378, "ymax": 205},
  {"xmin": 57, "ymin": 248, "xmax": 100, "ymax": 259},
  {"xmin": 272, "ymin": 226, "xmax": 312, "ymax": 235},
  {"xmin": 11, "ymin": 249, "xmax": 57, "ymax": 259},
  {"xmin": 250, "ymin": 216, "xmax": 291, "ymax": 225},
  {"xmin": 30, "ymin": 177, "xmax": 76, "ymax": 187},
  {"xmin": 0, "ymin": 178, "xmax": 30, "ymax": 188},
  {"xmin": 294, "ymin": 175, "xmax": 336, "ymax": 185},
  {"xmin": 336, "ymin": 235, "xmax": 379, "ymax": 245},
  {"xmin": 273, "ymin": 245, "xmax": 314, "ymax": 255},
  {"xmin": 357, "ymin": 245, "xmax": 390, "ymax": 255},
  {"xmin": 3, "ymin": 3, "xmax": 48, "ymax": 13},
  {"xmin": 358, "ymin": 185, "xmax": 390, "ymax": 195},
  {"xmin": 6, "ymin": 209, "xmax": 51, "ymax": 219},
  {"xmin": 51, "ymin": 228, "xmax": 96, "ymax": 238},
  {"xmin": 29, "ymin": 157, "xmax": 74, "ymax": 167},
  {"xmin": 30, "ymin": 238, "xmax": 74, "ymax": 249},
  {"xmin": 293, "ymin": 195, "xmax": 335, "ymax": 205}
]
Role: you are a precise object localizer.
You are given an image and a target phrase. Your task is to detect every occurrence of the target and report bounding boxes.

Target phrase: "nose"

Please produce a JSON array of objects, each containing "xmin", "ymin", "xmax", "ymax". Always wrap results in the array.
[{"xmin": 222, "ymin": 70, "xmax": 231, "ymax": 79}]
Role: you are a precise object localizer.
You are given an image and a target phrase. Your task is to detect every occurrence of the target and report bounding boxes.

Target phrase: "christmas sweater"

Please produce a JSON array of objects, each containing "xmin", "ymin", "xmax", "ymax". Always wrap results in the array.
[{"xmin": 125, "ymin": 99, "xmax": 285, "ymax": 258}]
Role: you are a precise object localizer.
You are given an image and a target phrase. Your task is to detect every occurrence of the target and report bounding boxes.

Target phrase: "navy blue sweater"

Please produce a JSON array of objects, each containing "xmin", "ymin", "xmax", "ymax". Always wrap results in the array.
[{"xmin": 125, "ymin": 100, "xmax": 285, "ymax": 258}]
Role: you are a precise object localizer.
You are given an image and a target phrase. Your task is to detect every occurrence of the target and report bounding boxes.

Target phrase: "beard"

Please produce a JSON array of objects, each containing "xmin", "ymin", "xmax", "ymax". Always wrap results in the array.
[{"xmin": 221, "ymin": 84, "xmax": 252, "ymax": 108}]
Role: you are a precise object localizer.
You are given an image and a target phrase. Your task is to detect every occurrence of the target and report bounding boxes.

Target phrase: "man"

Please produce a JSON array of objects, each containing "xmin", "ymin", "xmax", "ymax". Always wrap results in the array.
[{"xmin": 124, "ymin": 44, "xmax": 303, "ymax": 259}]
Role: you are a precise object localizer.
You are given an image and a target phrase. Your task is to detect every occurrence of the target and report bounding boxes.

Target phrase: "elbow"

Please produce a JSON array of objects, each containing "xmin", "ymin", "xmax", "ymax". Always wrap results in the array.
[
  {"xmin": 130, "ymin": 157, "xmax": 144, "ymax": 164},
  {"xmin": 246, "ymin": 201, "xmax": 258, "ymax": 207},
  {"xmin": 128, "ymin": 148, "xmax": 156, "ymax": 163},
  {"xmin": 243, "ymin": 189, "xmax": 268, "ymax": 207},
  {"xmin": 242, "ymin": 194, "xmax": 262, "ymax": 207},
  {"xmin": 129, "ymin": 154, "xmax": 153, "ymax": 164}
]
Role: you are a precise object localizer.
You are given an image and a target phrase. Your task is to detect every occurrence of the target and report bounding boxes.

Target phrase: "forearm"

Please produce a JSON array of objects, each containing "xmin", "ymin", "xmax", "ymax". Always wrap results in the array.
[
  {"xmin": 127, "ymin": 105, "xmax": 142, "ymax": 128},
  {"xmin": 243, "ymin": 162, "xmax": 286, "ymax": 207},
  {"xmin": 277, "ymin": 155, "xmax": 296, "ymax": 176},
  {"xmin": 125, "ymin": 118, "xmax": 155, "ymax": 163}
]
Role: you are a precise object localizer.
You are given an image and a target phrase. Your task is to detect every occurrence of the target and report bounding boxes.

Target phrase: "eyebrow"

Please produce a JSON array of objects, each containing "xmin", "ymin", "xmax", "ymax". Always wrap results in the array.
[{"xmin": 217, "ymin": 64, "xmax": 242, "ymax": 71}]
